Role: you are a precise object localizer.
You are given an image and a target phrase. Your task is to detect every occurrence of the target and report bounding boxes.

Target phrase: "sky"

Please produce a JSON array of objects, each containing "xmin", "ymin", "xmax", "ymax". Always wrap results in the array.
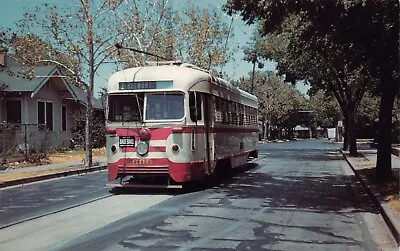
[{"xmin": 0, "ymin": 0, "xmax": 307, "ymax": 97}]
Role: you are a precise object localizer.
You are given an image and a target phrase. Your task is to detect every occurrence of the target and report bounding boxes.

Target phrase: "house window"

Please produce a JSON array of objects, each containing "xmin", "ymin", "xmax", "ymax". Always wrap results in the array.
[
  {"xmin": 62, "ymin": 105, "xmax": 67, "ymax": 131},
  {"xmin": 38, "ymin": 101, "xmax": 53, "ymax": 131},
  {"xmin": 6, "ymin": 100, "xmax": 22, "ymax": 124}
]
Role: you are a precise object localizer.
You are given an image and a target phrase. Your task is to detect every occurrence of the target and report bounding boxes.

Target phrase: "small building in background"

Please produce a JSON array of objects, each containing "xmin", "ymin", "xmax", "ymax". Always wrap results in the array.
[{"xmin": 294, "ymin": 125, "xmax": 311, "ymax": 138}]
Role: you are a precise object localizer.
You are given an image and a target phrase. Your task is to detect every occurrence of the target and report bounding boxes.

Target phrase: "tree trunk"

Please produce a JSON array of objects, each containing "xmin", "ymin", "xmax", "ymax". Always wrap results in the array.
[
  {"xmin": 343, "ymin": 116, "xmax": 349, "ymax": 151},
  {"xmin": 376, "ymin": 86, "xmax": 396, "ymax": 181},
  {"xmin": 278, "ymin": 127, "xmax": 282, "ymax": 140},
  {"xmin": 288, "ymin": 127, "xmax": 293, "ymax": 140},
  {"xmin": 267, "ymin": 114, "xmax": 271, "ymax": 140},
  {"xmin": 347, "ymin": 110, "xmax": 358, "ymax": 157},
  {"xmin": 85, "ymin": 97, "xmax": 93, "ymax": 167},
  {"xmin": 85, "ymin": 1, "xmax": 94, "ymax": 167},
  {"xmin": 263, "ymin": 120, "xmax": 268, "ymax": 140}
]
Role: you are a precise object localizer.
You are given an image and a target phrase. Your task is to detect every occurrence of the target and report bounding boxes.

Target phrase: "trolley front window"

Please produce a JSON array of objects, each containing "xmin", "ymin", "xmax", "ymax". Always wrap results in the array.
[
  {"xmin": 145, "ymin": 93, "xmax": 184, "ymax": 120},
  {"xmin": 108, "ymin": 94, "xmax": 144, "ymax": 122}
]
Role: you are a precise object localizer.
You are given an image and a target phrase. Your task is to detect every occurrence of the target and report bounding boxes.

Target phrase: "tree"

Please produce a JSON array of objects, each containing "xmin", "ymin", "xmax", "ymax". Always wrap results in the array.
[
  {"xmin": 242, "ymin": 32, "xmax": 266, "ymax": 92},
  {"xmin": 308, "ymin": 90, "xmax": 341, "ymax": 129},
  {"xmin": 110, "ymin": 0, "xmax": 177, "ymax": 66},
  {"xmin": 226, "ymin": 0, "xmax": 399, "ymax": 180},
  {"xmin": 363, "ymin": 1, "xmax": 399, "ymax": 180},
  {"xmin": 177, "ymin": 4, "xmax": 234, "ymax": 71},
  {"xmin": 356, "ymin": 92, "xmax": 380, "ymax": 139},
  {"xmin": 239, "ymin": 70, "xmax": 307, "ymax": 140},
  {"xmin": 116, "ymin": 3, "xmax": 234, "ymax": 72},
  {"xmin": 2, "ymin": 0, "xmax": 134, "ymax": 167},
  {"xmin": 5, "ymin": 34, "xmax": 78, "ymax": 83},
  {"xmin": 237, "ymin": 11, "xmax": 371, "ymax": 156}
]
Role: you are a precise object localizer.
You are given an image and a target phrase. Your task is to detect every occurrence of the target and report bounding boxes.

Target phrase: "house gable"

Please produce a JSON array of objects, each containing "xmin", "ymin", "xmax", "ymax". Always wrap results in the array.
[
  {"xmin": 0, "ymin": 56, "xmax": 77, "ymax": 101},
  {"xmin": 30, "ymin": 68, "xmax": 77, "ymax": 101}
]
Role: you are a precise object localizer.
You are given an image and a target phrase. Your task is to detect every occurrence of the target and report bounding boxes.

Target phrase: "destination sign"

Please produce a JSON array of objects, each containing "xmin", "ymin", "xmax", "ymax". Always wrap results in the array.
[
  {"xmin": 119, "ymin": 80, "xmax": 173, "ymax": 90},
  {"xmin": 119, "ymin": 81, "xmax": 156, "ymax": 90}
]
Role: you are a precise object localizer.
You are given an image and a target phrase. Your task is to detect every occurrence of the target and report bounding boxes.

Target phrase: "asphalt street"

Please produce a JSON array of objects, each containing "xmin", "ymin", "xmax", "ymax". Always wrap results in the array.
[
  {"xmin": 0, "ymin": 171, "xmax": 109, "ymax": 228},
  {"xmin": 0, "ymin": 139, "xmax": 397, "ymax": 250}
]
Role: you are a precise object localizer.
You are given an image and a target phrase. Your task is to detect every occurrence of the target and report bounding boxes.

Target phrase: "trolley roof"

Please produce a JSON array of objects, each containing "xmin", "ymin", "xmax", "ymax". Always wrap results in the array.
[{"xmin": 108, "ymin": 64, "xmax": 258, "ymax": 108}]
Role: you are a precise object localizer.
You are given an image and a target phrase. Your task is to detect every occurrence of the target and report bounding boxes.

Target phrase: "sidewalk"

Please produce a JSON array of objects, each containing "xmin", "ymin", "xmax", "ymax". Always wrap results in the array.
[
  {"xmin": 342, "ymin": 150, "xmax": 400, "ymax": 244},
  {"xmin": 0, "ymin": 158, "xmax": 107, "ymax": 188}
]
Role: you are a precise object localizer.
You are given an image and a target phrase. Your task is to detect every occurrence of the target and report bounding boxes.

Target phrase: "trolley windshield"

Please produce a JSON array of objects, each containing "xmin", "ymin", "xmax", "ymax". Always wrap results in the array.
[
  {"xmin": 108, "ymin": 92, "xmax": 184, "ymax": 122},
  {"xmin": 145, "ymin": 93, "xmax": 184, "ymax": 120}
]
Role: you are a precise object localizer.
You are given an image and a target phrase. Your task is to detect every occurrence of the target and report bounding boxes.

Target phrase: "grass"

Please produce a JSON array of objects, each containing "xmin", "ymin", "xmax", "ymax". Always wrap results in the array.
[
  {"xmin": 0, "ymin": 147, "xmax": 107, "ymax": 183},
  {"xmin": 0, "ymin": 167, "xmax": 78, "ymax": 182},
  {"xmin": 47, "ymin": 148, "xmax": 106, "ymax": 165},
  {"xmin": 2, "ymin": 147, "xmax": 106, "ymax": 169},
  {"xmin": 358, "ymin": 166, "xmax": 400, "ymax": 216}
]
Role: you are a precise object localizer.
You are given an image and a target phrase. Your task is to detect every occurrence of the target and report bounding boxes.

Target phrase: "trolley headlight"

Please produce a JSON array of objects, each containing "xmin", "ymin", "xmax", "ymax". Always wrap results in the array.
[
  {"xmin": 111, "ymin": 144, "xmax": 117, "ymax": 154},
  {"xmin": 171, "ymin": 144, "xmax": 179, "ymax": 152},
  {"xmin": 136, "ymin": 141, "xmax": 149, "ymax": 156}
]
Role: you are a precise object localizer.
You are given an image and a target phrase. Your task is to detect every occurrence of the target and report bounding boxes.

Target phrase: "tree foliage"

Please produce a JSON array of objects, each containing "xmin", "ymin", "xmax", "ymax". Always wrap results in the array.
[
  {"xmin": 115, "ymin": 2, "xmax": 234, "ymax": 71},
  {"xmin": 233, "ymin": 6, "xmax": 373, "ymax": 156},
  {"xmin": 356, "ymin": 92, "xmax": 380, "ymax": 136},
  {"xmin": 4, "ymin": 34, "xmax": 78, "ymax": 82},
  {"xmin": 308, "ymin": 90, "xmax": 341, "ymax": 129},
  {"xmin": 239, "ymin": 70, "xmax": 307, "ymax": 139},
  {"xmin": 111, "ymin": 0, "xmax": 177, "ymax": 66},
  {"xmin": 176, "ymin": 5, "xmax": 233, "ymax": 70}
]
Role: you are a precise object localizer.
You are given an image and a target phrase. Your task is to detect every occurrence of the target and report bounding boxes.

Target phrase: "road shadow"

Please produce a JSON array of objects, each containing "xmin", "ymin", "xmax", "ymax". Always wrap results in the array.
[
  {"xmin": 103, "ymin": 165, "xmax": 377, "ymax": 250},
  {"xmin": 108, "ymin": 163, "xmax": 260, "ymax": 196},
  {"xmin": 56, "ymin": 145, "xmax": 391, "ymax": 250},
  {"xmin": 109, "ymin": 186, "xmax": 185, "ymax": 196},
  {"xmin": 258, "ymin": 149, "xmax": 345, "ymax": 162},
  {"xmin": 211, "ymin": 166, "xmax": 379, "ymax": 215}
]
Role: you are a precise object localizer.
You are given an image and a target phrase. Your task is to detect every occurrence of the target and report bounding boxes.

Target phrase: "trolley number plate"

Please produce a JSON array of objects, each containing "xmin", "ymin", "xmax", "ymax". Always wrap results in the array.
[{"xmin": 119, "ymin": 136, "xmax": 135, "ymax": 147}]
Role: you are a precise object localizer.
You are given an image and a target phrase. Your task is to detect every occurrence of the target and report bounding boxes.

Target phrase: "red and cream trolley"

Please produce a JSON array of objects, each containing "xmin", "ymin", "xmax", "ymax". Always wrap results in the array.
[{"xmin": 105, "ymin": 62, "xmax": 258, "ymax": 188}]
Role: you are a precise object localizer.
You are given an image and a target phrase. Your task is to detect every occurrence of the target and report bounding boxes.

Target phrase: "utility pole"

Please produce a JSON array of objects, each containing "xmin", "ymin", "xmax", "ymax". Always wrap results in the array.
[
  {"xmin": 251, "ymin": 52, "xmax": 257, "ymax": 93},
  {"xmin": 250, "ymin": 51, "xmax": 264, "ymax": 93}
]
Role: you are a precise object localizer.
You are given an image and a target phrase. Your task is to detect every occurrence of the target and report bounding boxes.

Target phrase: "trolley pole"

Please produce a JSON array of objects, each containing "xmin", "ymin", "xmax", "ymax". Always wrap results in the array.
[{"xmin": 114, "ymin": 43, "xmax": 171, "ymax": 62}]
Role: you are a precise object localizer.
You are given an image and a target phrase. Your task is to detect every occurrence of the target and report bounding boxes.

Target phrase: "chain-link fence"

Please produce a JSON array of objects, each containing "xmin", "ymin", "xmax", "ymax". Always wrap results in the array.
[{"xmin": 0, "ymin": 122, "xmax": 71, "ymax": 167}]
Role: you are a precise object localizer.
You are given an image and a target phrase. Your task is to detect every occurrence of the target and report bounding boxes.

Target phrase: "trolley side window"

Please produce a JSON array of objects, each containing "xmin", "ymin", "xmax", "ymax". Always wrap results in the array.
[
  {"xmin": 145, "ymin": 93, "xmax": 184, "ymax": 120},
  {"xmin": 189, "ymin": 92, "xmax": 202, "ymax": 122},
  {"xmin": 108, "ymin": 94, "xmax": 144, "ymax": 122}
]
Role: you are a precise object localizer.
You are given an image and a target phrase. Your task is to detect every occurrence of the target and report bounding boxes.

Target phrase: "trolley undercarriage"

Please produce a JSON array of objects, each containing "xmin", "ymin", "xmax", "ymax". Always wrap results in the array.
[{"xmin": 107, "ymin": 174, "xmax": 183, "ymax": 189}]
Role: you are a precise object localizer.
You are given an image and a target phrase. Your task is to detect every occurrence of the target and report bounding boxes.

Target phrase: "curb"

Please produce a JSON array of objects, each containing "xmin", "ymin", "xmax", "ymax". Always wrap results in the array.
[
  {"xmin": 0, "ymin": 165, "xmax": 107, "ymax": 188},
  {"xmin": 340, "ymin": 150, "xmax": 400, "ymax": 244}
]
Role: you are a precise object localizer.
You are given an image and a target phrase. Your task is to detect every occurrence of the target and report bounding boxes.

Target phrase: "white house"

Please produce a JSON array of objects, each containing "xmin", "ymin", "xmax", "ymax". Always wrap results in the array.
[{"xmin": 0, "ymin": 50, "xmax": 102, "ymax": 152}]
